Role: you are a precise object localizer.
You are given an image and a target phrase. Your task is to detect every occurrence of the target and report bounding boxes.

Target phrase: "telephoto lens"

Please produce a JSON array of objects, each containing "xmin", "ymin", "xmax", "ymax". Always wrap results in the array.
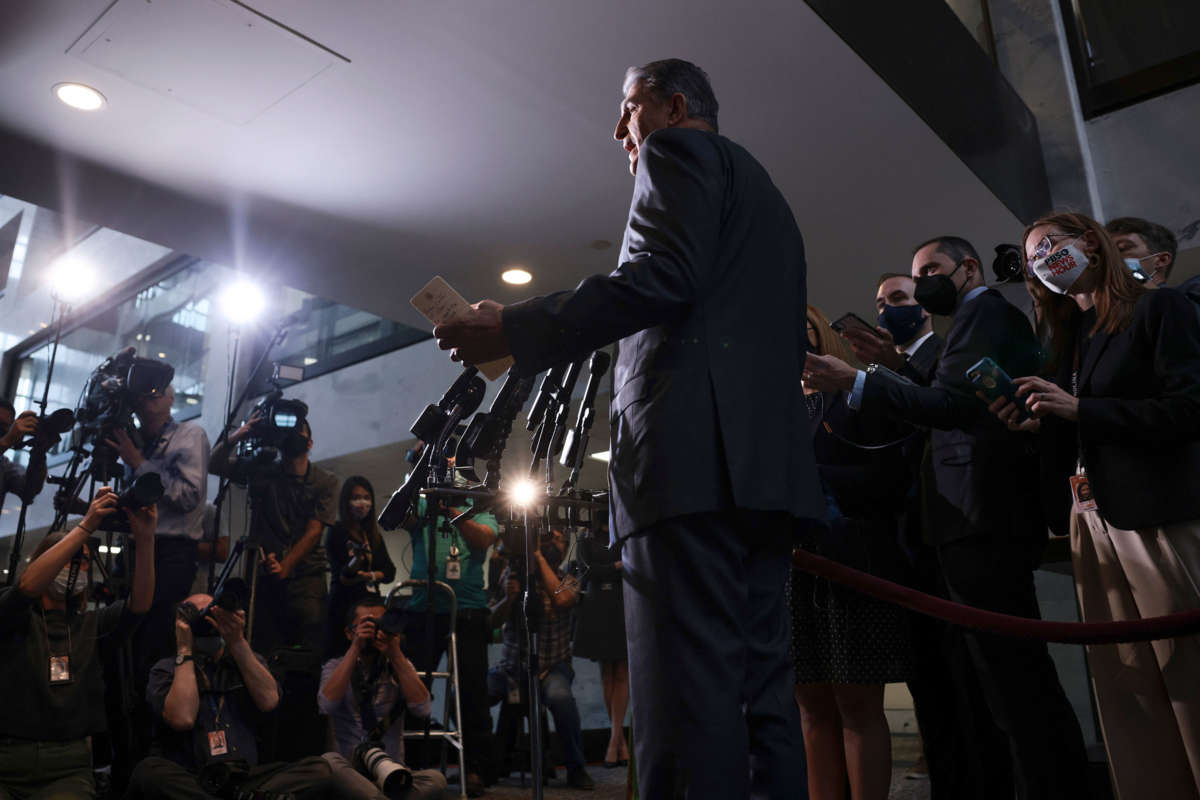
[{"xmin": 354, "ymin": 742, "xmax": 413, "ymax": 797}]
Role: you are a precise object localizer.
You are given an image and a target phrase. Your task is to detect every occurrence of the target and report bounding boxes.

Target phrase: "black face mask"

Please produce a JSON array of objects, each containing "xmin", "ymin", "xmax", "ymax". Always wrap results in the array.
[{"xmin": 913, "ymin": 261, "xmax": 965, "ymax": 316}]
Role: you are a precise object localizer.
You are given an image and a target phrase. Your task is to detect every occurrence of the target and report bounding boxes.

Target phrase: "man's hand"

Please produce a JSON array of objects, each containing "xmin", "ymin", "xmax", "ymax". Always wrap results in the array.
[
  {"xmin": 175, "ymin": 615, "xmax": 195, "ymax": 655},
  {"xmin": 82, "ymin": 488, "xmax": 119, "ymax": 532},
  {"xmin": 230, "ymin": 411, "xmax": 263, "ymax": 444},
  {"xmin": 105, "ymin": 428, "xmax": 144, "ymax": 469},
  {"xmin": 262, "ymin": 552, "xmax": 288, "ymax": 579},
  {"xmin": 433, "ymin": 300, "xmax": 510, "ymax": 365},
  {"xmin": 128, "ymin": 503, "xmax": 159, "ymax": 541},
  {"xmin": 841, "ymin": 327, "xmax": 904, "ymax": 371},
  {"xmin": 208, "ymin": 607, "xmax": 247, "ymax": 645},
  {"xmin": 348, "ymin": 618, "xmax": 376, "ymax": 653},
  {"xmin": 1014, "ymin": 376, "xmax": 1079, "ymax": 422},
  {"xmin": 984, "ymin": 396, "xmax": 1042, "ymax": 433},
  {"xmin": 802, "ymin": 353, "xmax": 858, "ymax": 392},
  {"xmin": 0, "ymin": 411, "xmax": 37, "ymax": 449},
  {"xmin": 379, "ymin": 632, "xmax": 406, "ymax": 664}
]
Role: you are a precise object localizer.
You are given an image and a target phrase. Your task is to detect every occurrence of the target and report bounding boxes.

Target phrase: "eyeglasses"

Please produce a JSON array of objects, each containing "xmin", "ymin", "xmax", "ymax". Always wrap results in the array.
[{"xmin": 1026, "ymin": 232, "xmax": 1080, "ymax": 273}]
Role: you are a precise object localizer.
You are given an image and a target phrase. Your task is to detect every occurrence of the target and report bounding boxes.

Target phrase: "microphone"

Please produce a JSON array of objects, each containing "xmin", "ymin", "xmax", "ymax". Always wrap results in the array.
[
  {"xmin": 546, "ymin": 359, "xmax": 585, "ymax": 461},
  {"xmin": 560, "ymin": 350, "xmax": 610, "ymax": 468},
  {"xmin": 409, "ymin": 366, "xmax": 481, "ymax": 442},
  {"xmin": 439, "ymin": 367, "xmax": 481, "ymax": 411},
  {"xmin": 527, "ymin": 364, "xmax": 567, "ymax": 432}
]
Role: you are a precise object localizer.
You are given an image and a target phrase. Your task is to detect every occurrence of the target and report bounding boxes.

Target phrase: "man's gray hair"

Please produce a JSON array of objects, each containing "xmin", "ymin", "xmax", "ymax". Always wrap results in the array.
[{"xmin": 624, "ymin": 59, "xmax": 719, "ymax": 132}]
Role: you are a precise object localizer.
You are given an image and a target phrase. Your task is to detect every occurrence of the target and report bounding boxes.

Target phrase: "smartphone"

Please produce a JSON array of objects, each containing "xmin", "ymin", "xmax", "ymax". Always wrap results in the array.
[
  {"xmin": 966, "ymin": 357, "xmax": 1029, "ymax": 421},
  {"xmin": 830, "ymin": 312, "xmax": 882, "ymax": 338}
]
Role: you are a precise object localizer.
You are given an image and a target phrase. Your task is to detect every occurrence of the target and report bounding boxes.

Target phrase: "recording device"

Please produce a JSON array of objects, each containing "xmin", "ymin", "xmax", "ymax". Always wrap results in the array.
[
  {"xmin": 176, "ymin": 578, "xmax": 249, "ymax": 637},
  {"xmin": 561, "ymin": 351, "xmax": 611, "ymax": 470},
  {"xmin": 226, "ymin": 370, "xmax": 310, "ymax": 484},
  {"xmin": 12, "ymin": 408, "xmax": 76, "ymax": 504},
  {"xmin": 101, "ymin": 471, "xmax": 166, "ymax": 533},
  {"xmin": 966, "ymin": 357, "xmax": 1030, "ymax": 422},
  {"xmin": 545, "ymin": 360, "xmax": 585, "ymax": 461},
  {"xmin": 342, "ymin": 540, "xmax": 371, "ymax": 581},
  {"xmin": 526, "ymin": 364, "xmax": 567, "ymax": 432},
  {"xmin": 74, "ymin": 348, "xmax": 175, "ymax": 481},
  {"xmin": 456, "ymin": 371, "xmax": 536, "ymax": 485},
  {"xmin": 992, "ymin": 243, "xmax": 1024, "ymax": 283},
  {"xmin": 830, "ymin": 312, "xmax": 881, "ymax": 339},
  {"xmin": 354, "ymin": 742, "xmax": 413, "ymax": 797},
  {"xmin": 378, "ymin": 371, "xmax": 486, "ymax": 529}
]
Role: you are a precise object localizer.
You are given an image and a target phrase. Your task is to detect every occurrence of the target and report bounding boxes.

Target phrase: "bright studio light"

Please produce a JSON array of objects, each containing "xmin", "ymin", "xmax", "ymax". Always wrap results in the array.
[
  {"xmin": 219, "ymin": 279, "xmax": 267, "ymax": 325},
  {"xmin": 501, "ymin": 268, "xmax": 532, "ymax": 285},
  {"xmin": 54, "ymin": 83, "xmax": 106, "ymax": 111},
  {"xmin": 508, "ymin": 479, "xmax": 540, "ymax": 507},
  {"xmin": 48, "ymin": 256, "xmax": 96, "ymax": 303}
]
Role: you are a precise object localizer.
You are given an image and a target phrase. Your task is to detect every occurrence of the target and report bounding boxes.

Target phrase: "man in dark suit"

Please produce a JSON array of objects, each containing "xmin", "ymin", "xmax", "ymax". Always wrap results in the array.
[
  {"xmin": 433, "ymin": 58, "xmax": 824, "ymax": 799},
  {"xmin": 805, "ymin": 236, "xmax": 1090, "ymax": 800}
]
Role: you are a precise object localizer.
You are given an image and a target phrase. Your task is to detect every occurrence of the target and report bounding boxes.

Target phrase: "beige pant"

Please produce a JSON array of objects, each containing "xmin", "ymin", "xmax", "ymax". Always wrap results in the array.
[{"xmin": 1072, "ymin": 507, "xmax": 1200, "ymax": 800}]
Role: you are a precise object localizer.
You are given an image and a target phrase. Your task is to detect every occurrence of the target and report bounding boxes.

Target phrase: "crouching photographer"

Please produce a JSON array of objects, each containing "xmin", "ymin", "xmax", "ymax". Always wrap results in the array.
[
  {"xmin": 127, "ymin": 593, "xmax": 338, "ymax": 800},
  {"xmin": 0, "ymin": 489, "xmax": 156, "ymax": 799},
  {"xmin": 318, "ymin": 599, "xmax": 447, "ymax": 800}
]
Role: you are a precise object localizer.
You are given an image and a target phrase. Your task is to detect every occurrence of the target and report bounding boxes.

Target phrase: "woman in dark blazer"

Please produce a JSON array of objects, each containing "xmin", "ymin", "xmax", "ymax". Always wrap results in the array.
[
  {"xmin": 990, "ymin": 211, "xmax": 1200, "ymax": 800},
  {"xmin": 324, "ymin": 475, "xmax": 396, "ymax": 657}
]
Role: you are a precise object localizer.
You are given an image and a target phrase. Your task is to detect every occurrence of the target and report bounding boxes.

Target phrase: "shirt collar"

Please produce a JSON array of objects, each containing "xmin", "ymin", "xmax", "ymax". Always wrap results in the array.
[
  {"xmin": 902, "ymin": 330, "xmax": 936, "ymax": 357},
  {"xmin": 960, "ymin": 285, "xmax": 988, "ymax": 308}
]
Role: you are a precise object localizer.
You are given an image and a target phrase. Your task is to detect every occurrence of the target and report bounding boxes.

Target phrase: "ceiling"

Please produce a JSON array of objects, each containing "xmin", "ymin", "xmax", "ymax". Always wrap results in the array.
[{"xmin": 0, "ymin": 0, "xmax": 1024, "ymax": 327}]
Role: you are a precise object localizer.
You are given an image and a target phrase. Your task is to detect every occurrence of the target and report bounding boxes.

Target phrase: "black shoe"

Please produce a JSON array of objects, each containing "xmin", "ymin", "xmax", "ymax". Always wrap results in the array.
[
  {"xmin": 567, "ymin": 767, "xmax": 595, "ymax": 790},
  {"xmin": 604, "ymin": 760, "xmax": 620, "ymax": 769},
  {"xmin": 465, "ymin": 772, "xmax": 486, "ymax": 797}
]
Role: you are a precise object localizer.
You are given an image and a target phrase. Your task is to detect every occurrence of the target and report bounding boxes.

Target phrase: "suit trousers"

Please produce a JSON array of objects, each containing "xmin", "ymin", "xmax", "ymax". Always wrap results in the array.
[
  {"xmin": 621, "ymin": 510, "xmax": 805, "ymax": 800},
  {"xmin": 1071, "ymin": 508, "xmax": 1200, "ymax": 800},
  {"xmin": 937, "ymin": 533, "xmax": 1089, "ymax": 800}
]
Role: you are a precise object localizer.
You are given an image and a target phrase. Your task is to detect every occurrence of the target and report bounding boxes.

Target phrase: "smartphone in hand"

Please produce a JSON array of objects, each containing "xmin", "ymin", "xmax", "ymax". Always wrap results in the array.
[
  {"xmin": 966, "ymin": 357, "xmax": 1030, "ymax": 422},
  {"xmin": 831, "ymin": 312, "xmax": 882, "ymax": 339}
]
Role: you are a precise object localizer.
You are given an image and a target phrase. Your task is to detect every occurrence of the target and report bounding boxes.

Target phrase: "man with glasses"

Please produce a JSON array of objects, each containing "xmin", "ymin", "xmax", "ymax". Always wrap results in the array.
[{"xmin": 804, "ymin": 235, "xmax": 1090, "ymax": 800}]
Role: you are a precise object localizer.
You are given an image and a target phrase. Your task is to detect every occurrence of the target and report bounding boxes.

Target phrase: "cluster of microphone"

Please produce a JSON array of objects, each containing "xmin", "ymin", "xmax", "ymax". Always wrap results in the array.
[{"xmin": 376, "ymin": 350, "xmax": 611, "ymax": 530}]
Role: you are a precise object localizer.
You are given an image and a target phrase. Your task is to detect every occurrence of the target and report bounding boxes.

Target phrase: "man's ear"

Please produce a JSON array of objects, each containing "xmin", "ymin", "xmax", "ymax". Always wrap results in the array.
[{"xmin": 667, "ymin": 93, "xmax": 689, "ymax": 126}]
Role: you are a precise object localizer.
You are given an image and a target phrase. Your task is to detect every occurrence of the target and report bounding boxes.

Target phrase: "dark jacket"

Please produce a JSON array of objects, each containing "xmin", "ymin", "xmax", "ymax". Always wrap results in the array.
[
  {"xmin": 899, "ymin": 332, "xmax": 944, "ymax": 386},
  {"xmin": 503, "ymin": 128, "xmax": 824, "ymax": 538},
  {"xmin": 1178, "ymin": 273, "xmax": 1200, "ymax": 307},
  {"xmin": 862, "ymin": 288, "xmax": 1044, "ymax": 545},
  {"xmin": 1041, "ymin": 287, "xmax": 1200, "ymax": 532}
]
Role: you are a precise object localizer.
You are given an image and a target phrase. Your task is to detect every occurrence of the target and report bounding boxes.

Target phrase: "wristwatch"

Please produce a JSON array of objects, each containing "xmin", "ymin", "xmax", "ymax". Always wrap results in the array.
[{"xmin": 176, "ymin": 653, "xmax": 194, "ymax": 666}]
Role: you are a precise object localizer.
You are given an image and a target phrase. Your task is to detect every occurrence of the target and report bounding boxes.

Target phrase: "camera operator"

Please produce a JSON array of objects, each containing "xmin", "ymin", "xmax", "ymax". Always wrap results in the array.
[
  {"xmin": 0, "ymin": 399, "xmax": 37, "ymax": 507},
  {"xmin": 318, "ymin": 599, "xmax": 447, "ymax": 800},
  {"xmin": 488, "ymin": 529, "xmax": 593, "ymax": 791},
  {"xmin": 803, "ymin": 235, "xmax": 1090, "ymax": 799},
  {"xmin": 404, "ymin": 485, "xmax": 499, "ymax": 795},
  {"xmin": 106, "ymin": 382, "xmax": 212, "ymax": 680},
  {"xmin": 128, "ymin": 593, "xmax": 343, "ymax": 800},
  {"xmin": 210, "ymin": 410, "xmax": 337, "ymax": 656},
  {"xmin": 0, "ymin": 489, "xmax": 156, "ymax": 799}
]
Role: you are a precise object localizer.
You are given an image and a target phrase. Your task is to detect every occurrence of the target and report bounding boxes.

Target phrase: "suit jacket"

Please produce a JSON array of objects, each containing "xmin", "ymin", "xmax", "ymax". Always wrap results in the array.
[
  {"xmin": 1178, "ymin": 273, "xmax": 1200, "ymax": 307},
  {"xmin": 503, "ymin": 128, "xmax": 824, "ymax": 538},
  {"xmin": 900, "ymin": 333, "xmax": 943, "ymax": 386},
  {"xmin": 1040, "ymin": 287, "xmax": 1200, "ymax": 532},
  {"xmin": 861, "ymin": 289, "xmax": 1044, "ymax": 545}
]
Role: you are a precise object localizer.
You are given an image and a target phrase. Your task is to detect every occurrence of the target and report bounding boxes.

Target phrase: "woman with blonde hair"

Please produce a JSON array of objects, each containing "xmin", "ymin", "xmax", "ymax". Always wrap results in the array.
[
  {"xmin": 792, "ymin": 305, "xmax": 914, "ymax": 800},
  {"xmin": 988, "ymin": 210, "xmax": 1200, "ymax": 799}
]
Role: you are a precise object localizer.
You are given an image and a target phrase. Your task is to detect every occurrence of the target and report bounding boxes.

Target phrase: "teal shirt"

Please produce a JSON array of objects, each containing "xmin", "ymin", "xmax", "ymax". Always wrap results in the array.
[{"xmin": 408, "ymin": 496, "xmax": 498, "ymax": 612}]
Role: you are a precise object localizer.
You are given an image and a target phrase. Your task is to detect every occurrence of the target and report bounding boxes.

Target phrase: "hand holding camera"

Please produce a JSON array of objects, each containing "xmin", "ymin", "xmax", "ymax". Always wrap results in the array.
[
  {"xmin": 230, "ymin": 410, "xmax": 265, "ymax": 444},
  {"xmin": 0, "ymin": 411, "xmax": 38, "ymax": 449},
  {"xmin": 208, "ymin": 607, "xmax": 247, "ymax": 645},
  {"xmin": 104, "ymin": 427, "xmax": 144, "ymax": 469},
  {"xmin": 82, "ymin": 488, "xmax": 119, "ymax": 532},
  {"xmin": 175, "ymin": 615, "xmax": 194, "ymax": 655}
]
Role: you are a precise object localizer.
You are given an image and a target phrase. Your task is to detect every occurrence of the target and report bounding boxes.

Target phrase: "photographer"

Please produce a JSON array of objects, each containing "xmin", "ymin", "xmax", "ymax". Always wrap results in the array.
[
  {"xmin": 210, "ymin": 409, "xmax": 337, "ymax": 656},
  {"xmin": 0, "ymin": 399, "xmax": 37, "ymax": 507},
  {"xmin": 325, "ymin": 477, "xmax": 396, "ymax": 659},
  {"xmin": 989, "ymin": 211, "xmax": 1200, "ymax": 799},
  {"xmin": 318, "ymin": 599, "xmax": 446, "ymax": 800},
  {"xmin": 0, "ymin": 489, "xmax": 156, "ymax": 799},
  {"xmin": 107, "ymin": 382, "xmax": 212, "ymax": 680},
  {"xmin": 128, "ymin": 593, "xmax": 340, "ymax": 800},
  {"xmin": 404, "ymin": 486, "xmax": 498, "ymax": 795},
  {"xmin": 488, "ymin": 529, "xmax": 593, "ymax": 791}
]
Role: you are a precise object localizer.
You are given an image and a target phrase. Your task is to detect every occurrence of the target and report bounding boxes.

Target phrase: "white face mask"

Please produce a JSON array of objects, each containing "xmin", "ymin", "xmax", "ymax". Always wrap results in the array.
[
  {"xmin": 51, "ymin": 566, "xmax": 88, "ymax": 599},
  {"xmin": 1031, "ymin": 238, "xmax": 1089, "ymax": 294},
  {"xmin": 348, "ymin": 499, "xmax": 372, "ymax": 520}
]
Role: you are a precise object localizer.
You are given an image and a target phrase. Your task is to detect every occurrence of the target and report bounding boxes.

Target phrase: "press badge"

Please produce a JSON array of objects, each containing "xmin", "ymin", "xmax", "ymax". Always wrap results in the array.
[
  {"xmin": 207, "ymin": 730, "xmax": 229, "ymax": 756},
  {"xmin": 1070, "ymin": 474, "xmax": 1097, "ymax": 513},
  {"xmin": 49, "ymin": 655, "xmax": 71, "ymax": 684},
  {"xmin": 445, "ymin": 558, "xmax": 461, "ymax": 581}
]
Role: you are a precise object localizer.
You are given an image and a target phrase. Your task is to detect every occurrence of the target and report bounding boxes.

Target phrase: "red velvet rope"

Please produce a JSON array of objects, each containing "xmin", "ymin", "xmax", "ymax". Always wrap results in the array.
[{"xmin": 792, "ymin": 548, "xmax": 1200, "ymax": 644}]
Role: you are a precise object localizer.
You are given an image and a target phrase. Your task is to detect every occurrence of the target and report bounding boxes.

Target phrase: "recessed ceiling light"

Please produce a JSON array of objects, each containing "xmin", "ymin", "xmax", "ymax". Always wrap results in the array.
[
  {"xmin": 303, "ymin": 357, "xmax": 318, "ymax": 366},
  {"xmin": 158, "ymin": 352, "xmax": 166, "ymax": 359},
  {"xmin": 502, "ymin": 268, "xmax": 532, "ymax": 285},
  {"xmin": 53, "ymin": 82, "xmax": 106, "ymax": 111}
]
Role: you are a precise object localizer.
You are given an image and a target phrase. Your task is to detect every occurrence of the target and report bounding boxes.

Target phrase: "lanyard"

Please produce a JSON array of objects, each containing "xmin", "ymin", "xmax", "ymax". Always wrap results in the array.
[{"xmin": 38, "ymin": 607, "xmax": 73, "ymax": 659}]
